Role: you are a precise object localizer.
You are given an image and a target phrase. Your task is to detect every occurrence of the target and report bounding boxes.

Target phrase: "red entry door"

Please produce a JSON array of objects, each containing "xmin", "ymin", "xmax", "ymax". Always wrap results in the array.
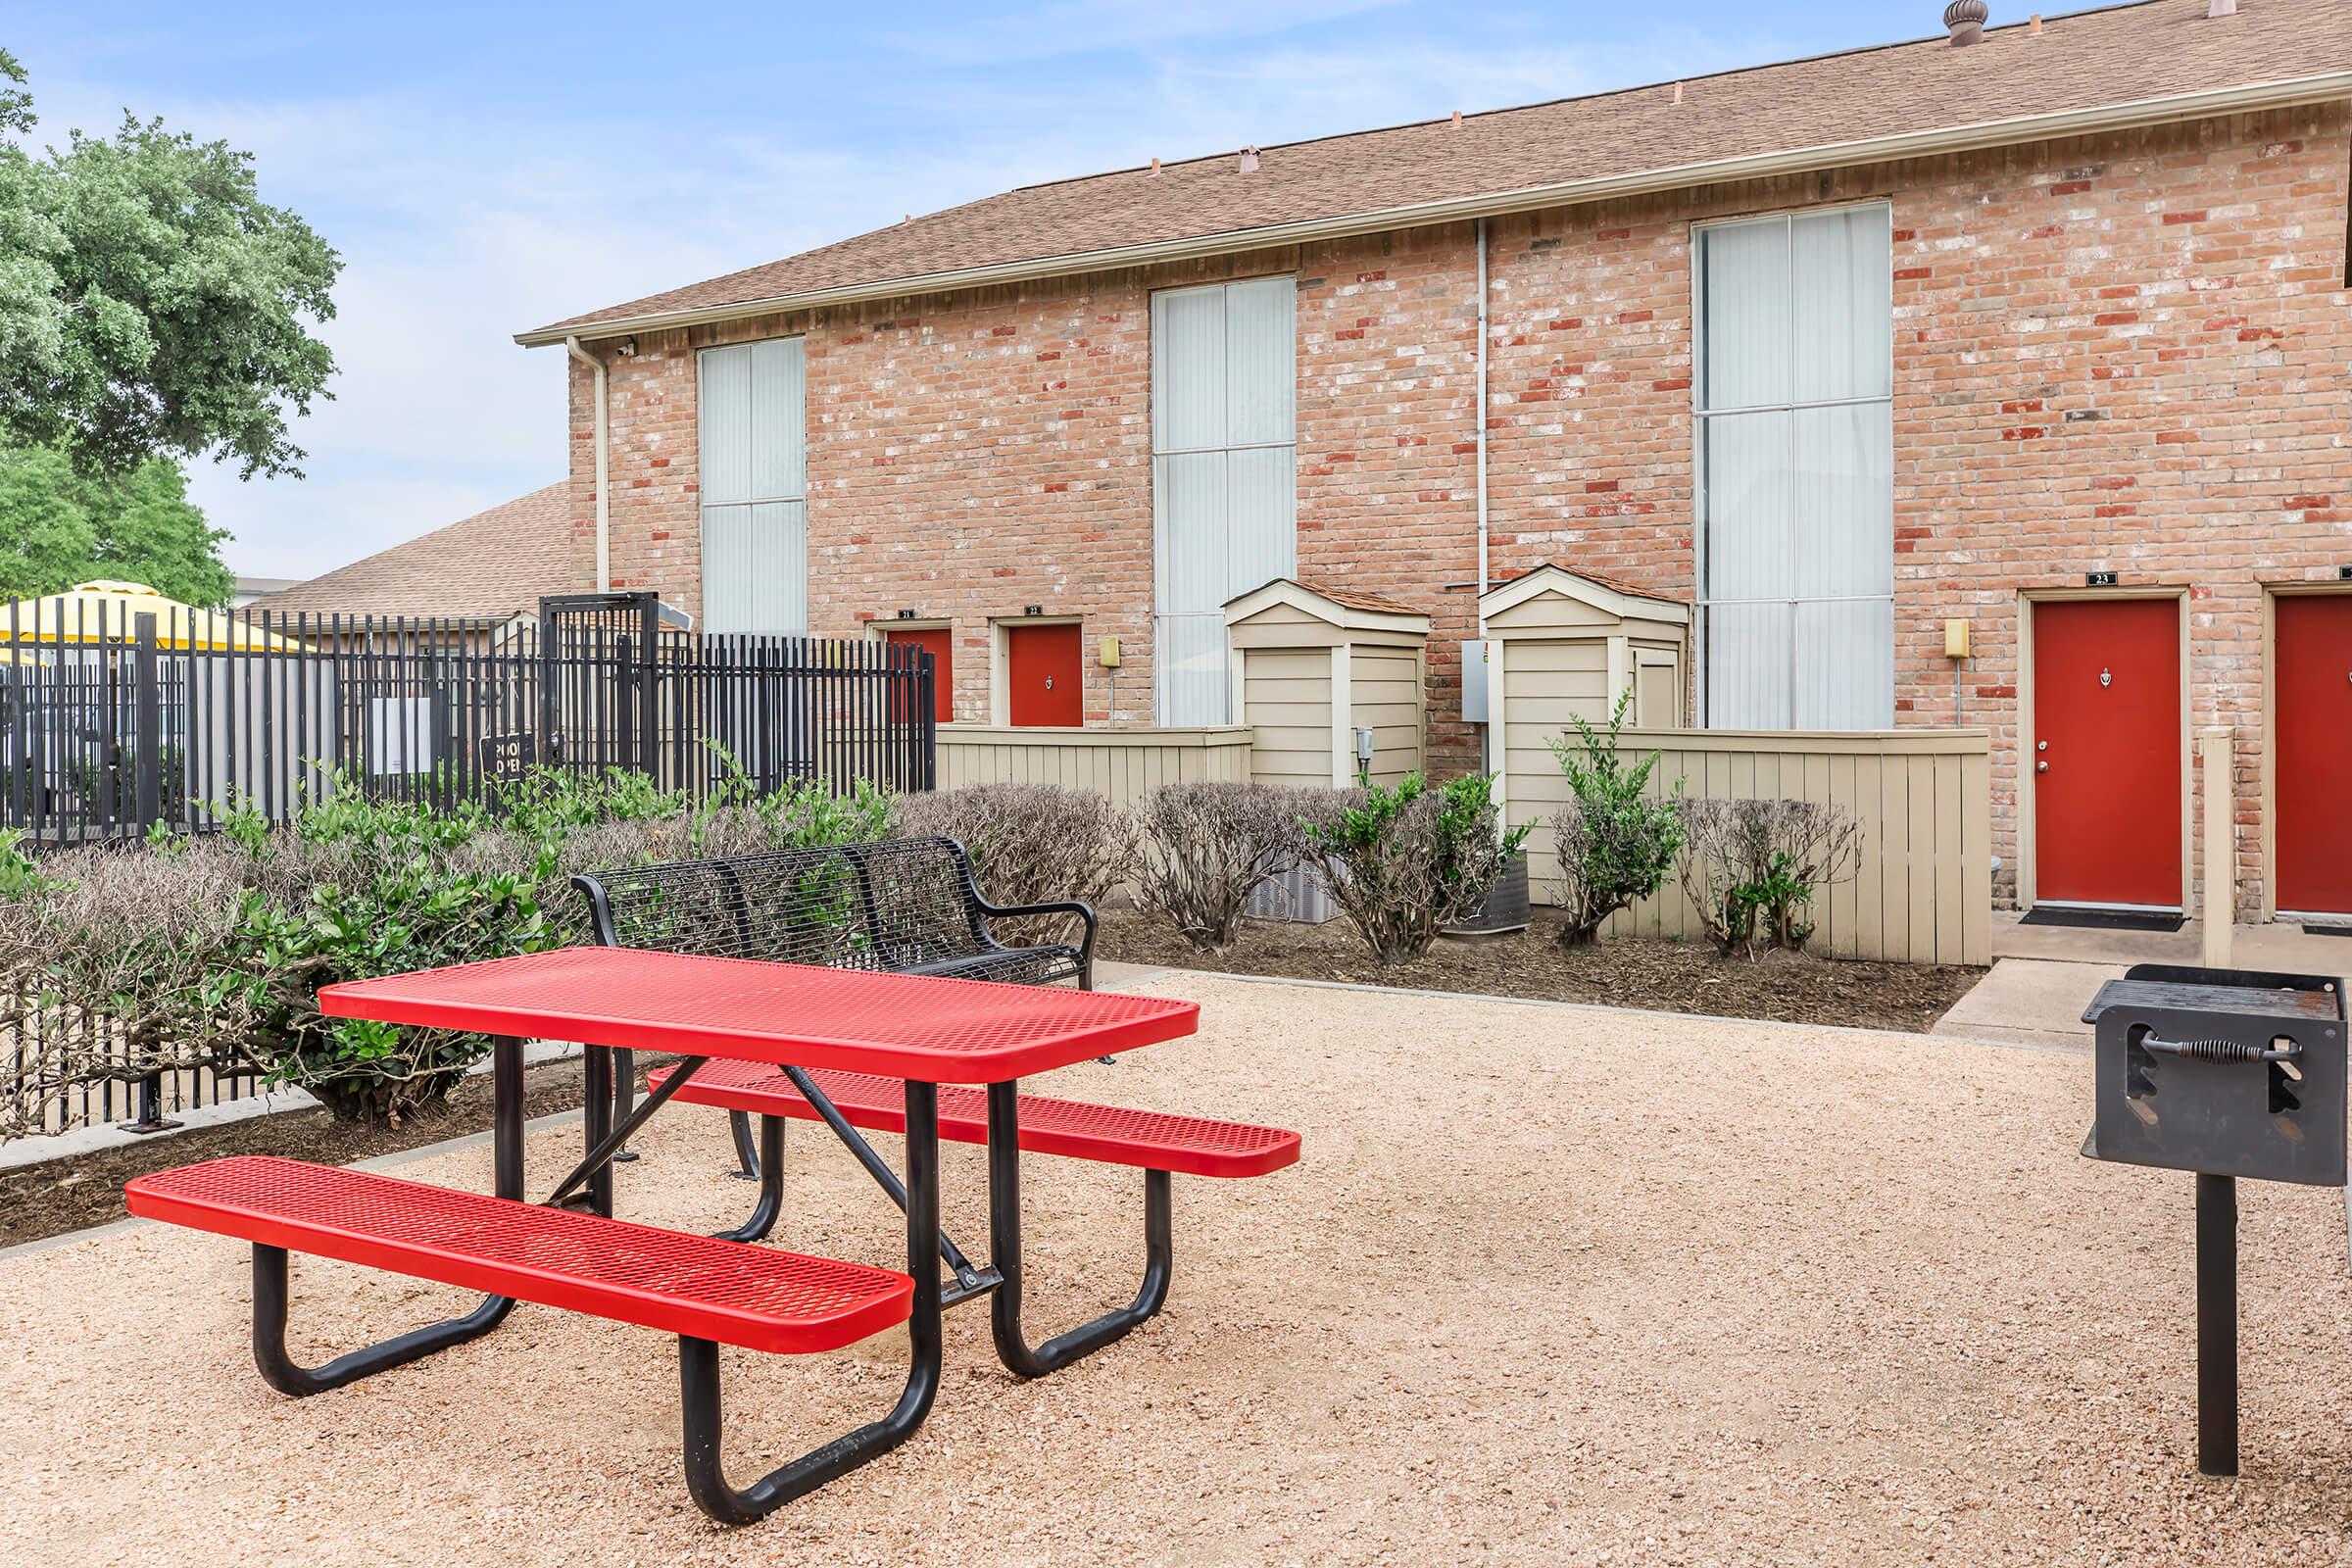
[
  {"xmin": 2033, "ymin": 599, "xmax": 2181, "ymax": 907},
  {"xmin": 883, "ymin": 626, "xmax": 954, "ymax": 723},
  {"xmin": 2275, "ymin": 595, "xmax": 2352, "ymax": 916},
  {"xmin": 1005, "ymin": 622, "xmax": 1083, "ymax": 726}
]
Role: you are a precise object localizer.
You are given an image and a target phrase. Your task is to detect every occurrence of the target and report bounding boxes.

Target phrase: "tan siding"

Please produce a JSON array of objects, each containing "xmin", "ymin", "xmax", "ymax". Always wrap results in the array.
[
  {"xmin": 1242, "ymin": 647, "xmax": 1332, "ymax": 786},
  {"xmin": 1515, "ymin": 728, "xmax": 1992, "ymax": 965},
  {"xmin": 937, "ymin": 726, "xmax": 1253, "ymax": 807},
  {"xmin": 1349, "ymin": 647, "xmax": 1424, "ymax": 785}
]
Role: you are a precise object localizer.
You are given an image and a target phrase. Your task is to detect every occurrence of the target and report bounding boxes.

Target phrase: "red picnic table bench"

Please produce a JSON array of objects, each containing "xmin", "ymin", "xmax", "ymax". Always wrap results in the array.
[{"xmin": 124, "ymin": 948, "xmax": 1300, "ymax": 1525}]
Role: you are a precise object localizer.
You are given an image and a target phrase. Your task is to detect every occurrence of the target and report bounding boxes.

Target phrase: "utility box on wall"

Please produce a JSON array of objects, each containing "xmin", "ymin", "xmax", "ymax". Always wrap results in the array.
[{"xmin": 1224, "ymin": 577, "xmax": 1432, "ymax": 924}]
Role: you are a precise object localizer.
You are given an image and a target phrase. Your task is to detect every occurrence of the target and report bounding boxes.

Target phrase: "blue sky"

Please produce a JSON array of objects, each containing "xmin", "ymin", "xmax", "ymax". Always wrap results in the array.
[{"xmin": 13, "ymin": 1, "xmax": 1964, "ymax": 579}]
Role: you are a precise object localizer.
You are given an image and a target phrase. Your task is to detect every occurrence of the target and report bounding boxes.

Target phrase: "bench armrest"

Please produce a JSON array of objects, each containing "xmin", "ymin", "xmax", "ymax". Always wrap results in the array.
[{"xmin": 972, "ymin": 895, "xmax": 1099, "ymax": 966}]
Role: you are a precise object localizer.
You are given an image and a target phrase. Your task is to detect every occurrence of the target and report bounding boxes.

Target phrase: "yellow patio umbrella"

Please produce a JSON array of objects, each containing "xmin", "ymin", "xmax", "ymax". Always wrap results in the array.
[{"xmin": 0, "ymin": 580, "xmax": 303, "ymax": 652}]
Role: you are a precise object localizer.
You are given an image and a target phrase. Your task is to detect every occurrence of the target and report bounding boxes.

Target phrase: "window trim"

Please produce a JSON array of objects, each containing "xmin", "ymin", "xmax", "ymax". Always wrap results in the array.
[{"xmin": 1689, "ymin": 199, "xmax": 1895, "ymax": 730}]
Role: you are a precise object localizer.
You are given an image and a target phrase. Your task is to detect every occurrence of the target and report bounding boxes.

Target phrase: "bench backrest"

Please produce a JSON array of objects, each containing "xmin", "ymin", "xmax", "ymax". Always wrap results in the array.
[{"xmin": 572, "ymin": 837, "xmax": 995, "ymax": 971}]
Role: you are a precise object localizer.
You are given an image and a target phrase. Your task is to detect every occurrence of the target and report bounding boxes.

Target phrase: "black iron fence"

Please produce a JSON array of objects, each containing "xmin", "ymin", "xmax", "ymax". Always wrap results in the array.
[
  {"xmin": 2, "ymin": 591, "xmax": 936, "ymax": 844},
  {"xmin": 3, "ymin": 590, "xmax": 936, "ymax": 1142}
]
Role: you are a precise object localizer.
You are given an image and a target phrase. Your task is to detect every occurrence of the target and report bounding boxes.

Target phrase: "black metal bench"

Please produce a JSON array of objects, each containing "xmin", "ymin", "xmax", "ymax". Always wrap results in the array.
[
  {"xmin": 571, "ymin": 835, "xmax": 1096, "ymax": 988},
  {"xmin": 571, "ymin": 835, "xmax": 1098, "ymax": 1174}
]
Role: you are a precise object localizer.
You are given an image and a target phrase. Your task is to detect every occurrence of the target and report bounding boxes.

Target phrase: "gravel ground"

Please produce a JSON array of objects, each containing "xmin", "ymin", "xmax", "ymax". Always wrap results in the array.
[{"xmin": 3, "ymin": 972, "xmax": 2350, "ymax": 1567}]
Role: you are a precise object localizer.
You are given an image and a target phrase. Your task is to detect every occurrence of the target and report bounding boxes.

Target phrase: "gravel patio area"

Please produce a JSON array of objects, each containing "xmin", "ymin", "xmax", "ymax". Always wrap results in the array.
[{"xmin": 4, "ymin": 971, "xmax": 2351, "ymax": 1567}]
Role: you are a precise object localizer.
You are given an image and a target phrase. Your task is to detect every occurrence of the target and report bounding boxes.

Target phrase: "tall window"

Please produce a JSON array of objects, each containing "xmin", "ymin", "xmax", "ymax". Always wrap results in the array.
[
  {"xmin": 698, "ymin": 337, "xmax": 808, "ymax": 634},
  {"xmin": 1695, "ymin": 205, "xmax": 1893, "ymax": 730},
  {"xmin": 1152, "ymin": 276, "xmax": 1297, "ymax": 724}
]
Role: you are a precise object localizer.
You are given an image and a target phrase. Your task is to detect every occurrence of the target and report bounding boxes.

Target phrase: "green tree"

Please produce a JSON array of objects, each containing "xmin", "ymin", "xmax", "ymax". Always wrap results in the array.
[
  {"xmin": 0, "ymin": 442, "xmax": 233, "ymax": 606},
  {"xmin": 0, "ymin": 47, "xmax": 338, "ymax": 479}
]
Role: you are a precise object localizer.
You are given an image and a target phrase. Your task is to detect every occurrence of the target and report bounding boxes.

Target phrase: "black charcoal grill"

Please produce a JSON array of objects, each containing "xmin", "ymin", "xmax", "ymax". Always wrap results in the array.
[{"xmin": 2082, "ymin": 962, "xmax": 2346, "ymax": 1476}]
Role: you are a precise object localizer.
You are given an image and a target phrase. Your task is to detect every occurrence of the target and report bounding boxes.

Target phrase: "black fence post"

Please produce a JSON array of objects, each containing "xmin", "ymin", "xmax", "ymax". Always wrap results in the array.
[
  {"xmin": 638, "ymin": 593, "xmax": 660, "ymax": 787},
  {"xmin": 117, "ymin": 1069, "xmax": 183, "ymax": 1135},
  {"xmin": 132, "ymin": 612, "xmax": 162, "ymax": 831}
]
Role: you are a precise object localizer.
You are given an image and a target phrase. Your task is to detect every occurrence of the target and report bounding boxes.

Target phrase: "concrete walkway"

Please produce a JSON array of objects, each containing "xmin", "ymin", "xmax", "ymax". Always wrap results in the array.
[{"xmin": 1931, "ymin": 912, "xmax": 2352, "ymax": 1052}]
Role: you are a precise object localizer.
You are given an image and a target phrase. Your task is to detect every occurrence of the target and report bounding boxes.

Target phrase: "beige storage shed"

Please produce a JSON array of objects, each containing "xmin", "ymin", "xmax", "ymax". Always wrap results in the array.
[
  {"xmin": 1223, "ymin": 578, "xmax": 1430, "ymax": 788},
  {"xmin": 1477, "ymin": 564, "xmax": 1690, "ymax": 892}
]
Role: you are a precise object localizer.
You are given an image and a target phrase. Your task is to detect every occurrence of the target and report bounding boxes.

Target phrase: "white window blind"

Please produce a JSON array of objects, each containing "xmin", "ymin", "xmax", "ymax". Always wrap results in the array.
[
  {"xmin": 698, "ymin": 337, "xmax": 808, "ymax": 634},
  {"xmin": 1152, "ymin": 277, "xmax": 1297, "ymax": 724},
  {"xmin": 1695, "ymin": 206, "xmax": 1893, "ymax": 730}
]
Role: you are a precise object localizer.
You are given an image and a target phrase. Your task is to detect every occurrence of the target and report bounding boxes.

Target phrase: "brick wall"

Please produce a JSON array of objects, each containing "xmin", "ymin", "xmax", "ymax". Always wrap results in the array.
[{"xmin": 568, "ymin": 103, "xmax": 2351, "ymax": 914}]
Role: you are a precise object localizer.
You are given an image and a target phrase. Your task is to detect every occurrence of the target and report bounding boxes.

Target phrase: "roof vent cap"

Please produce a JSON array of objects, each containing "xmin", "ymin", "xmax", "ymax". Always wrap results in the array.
[
  {"xmin": 1943, "ymin": 0, "xmax": 1988, "ymax": 44},
  {"xmin": 2206, "ymin": 0, "xmax": 2236, "ymax": 15},
  {"xmin": 1239, "ymin": 145, "xmax": 1260, "ymax": 172}
]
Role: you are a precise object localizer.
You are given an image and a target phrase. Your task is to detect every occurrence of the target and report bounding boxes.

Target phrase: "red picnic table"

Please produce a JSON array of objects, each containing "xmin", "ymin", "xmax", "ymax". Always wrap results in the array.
[{"xmin": 129, "ymin": 947, "xmax": 1296, "ymax": 1523}]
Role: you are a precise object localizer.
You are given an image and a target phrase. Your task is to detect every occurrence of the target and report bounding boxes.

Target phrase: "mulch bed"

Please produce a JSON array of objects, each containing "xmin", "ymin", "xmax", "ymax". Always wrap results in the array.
[
  {"xmin": 0, "ymin": 1054, "xmax": 624, "ymax": 1250},
  {"xmin": 1097, "ymin": 907, "xmax": 1984, "ymax": 1035}
]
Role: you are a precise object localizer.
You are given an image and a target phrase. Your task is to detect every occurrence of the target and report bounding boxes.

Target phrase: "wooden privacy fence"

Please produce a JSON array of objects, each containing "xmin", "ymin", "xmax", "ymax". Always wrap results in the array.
[
  {"xmin": 937, "ymin": 726, "xmax": 1253, "ymax": 808},
  {"xmin": 1505, "ymin": 728, "xmax": 1993, "ymax": 966}
]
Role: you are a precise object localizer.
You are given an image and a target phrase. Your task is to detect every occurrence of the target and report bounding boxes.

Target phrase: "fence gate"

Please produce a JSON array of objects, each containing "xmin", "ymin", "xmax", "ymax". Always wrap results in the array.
[{"xmin": 537, "ymin": 593, "xmax": 661, "ymax": 777}]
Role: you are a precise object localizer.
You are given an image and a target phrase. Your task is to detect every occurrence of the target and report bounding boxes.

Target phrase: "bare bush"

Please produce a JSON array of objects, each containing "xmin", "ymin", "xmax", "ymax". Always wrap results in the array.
[
  {"xmin": 1128, "ymin": 782, "xmax": 1316, "ymax": 951},
  {"xmin": 0, "ymin": 840, "xmax": 263, "ymax": 1138},
  {"xmin": 892, "ymin": 783, "xmax": 1135, "ymax": 944},
  {"xmin": 1675, "ymin": 798, "xmax": 1864, "ymax": 957}
]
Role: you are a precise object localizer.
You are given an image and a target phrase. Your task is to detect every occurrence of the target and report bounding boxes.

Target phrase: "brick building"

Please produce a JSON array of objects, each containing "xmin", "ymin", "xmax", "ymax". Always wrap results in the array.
[{"xmin": 519, "ymin": 0, "xmax": 2352, "ymax": 921}]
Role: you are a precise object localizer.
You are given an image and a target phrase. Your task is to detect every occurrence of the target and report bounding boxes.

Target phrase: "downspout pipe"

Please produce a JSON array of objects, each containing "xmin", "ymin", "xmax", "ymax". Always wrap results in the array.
[
  {"xmin": 1474, "ymin": 217, "xmax": 1490, "ymax": 605},
  {"xmin": 1474, "ymin": 217, "xmax": 1492, "ymax": 775},
  {"xmin": 565, "ymin": 335, "xmax": 612, "ymax": 593}
]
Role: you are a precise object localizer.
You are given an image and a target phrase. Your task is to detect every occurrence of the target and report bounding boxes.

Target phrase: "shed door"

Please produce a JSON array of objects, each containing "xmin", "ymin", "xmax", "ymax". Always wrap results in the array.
[
  {"xmin": 2032, "ymin": 599, "xmax": 2181, "ymax": 907},
  {"xmin": 1006, "ymin": 623, "xmax": 1083, "ymax": 727},
  {"xmin": 2275, "ymin": 594, "xmax": 2352, "ymax": 917}
]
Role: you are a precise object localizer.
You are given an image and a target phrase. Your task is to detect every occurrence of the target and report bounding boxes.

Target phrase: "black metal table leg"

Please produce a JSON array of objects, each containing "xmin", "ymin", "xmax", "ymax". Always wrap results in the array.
[
  {"xmin": 246, "ymin": 1033, "xmax": 529, "ymax": 1396},
  {"xmin": 582, "ymin": 1044, "xmax": 614, "ymax": 1217},
  {"xmin": 711, "ymin": 1116, "xmax": 786, "ymax": 1243},
  {"xmin": 493, "ymin": 1035, "xmax": 523, "ymax": 1201},
  {"xmin": 611, "ymin": 1046, "xmax": 639, "ymax": 1163},
  {"xmin": 2197, "ymin": 1172, "xmax": 2238, "ymax": 1477},
  {"xmin": 679, "ymin": 1080, "xmax": 944, "ymax": 1523},
  {"xmin": 987, "ymin": 1078, "xmax": 1171, "ymax": 1378}
]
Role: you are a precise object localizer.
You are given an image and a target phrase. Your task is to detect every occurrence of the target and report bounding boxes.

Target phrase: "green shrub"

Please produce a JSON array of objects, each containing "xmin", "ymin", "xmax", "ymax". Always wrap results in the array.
[
  {"xmin": 1296, "ymin": 772, "xmax": 1529, "ymax": 966},
  {"xmin": 1545, "ymin": 692, "xmax": 1684, "ymax": 947}
]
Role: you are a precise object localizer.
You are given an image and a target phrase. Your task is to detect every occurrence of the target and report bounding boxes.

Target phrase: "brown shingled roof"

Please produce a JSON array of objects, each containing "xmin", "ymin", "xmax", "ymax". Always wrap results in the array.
[
  {"xmin": 1503, "ymin": 563, "xmax": 1687, "ymax": 607},
  {"xmin": 1298, "ymin": 579, "xmax": 1425, "ymax": 617},
  {"xmin": 523, "ymin": 0, "xmax": 2349, "ymax": 343},
  {"xmin": 250, "ymin": 484, "xmax": 581, "ymax": 623}
]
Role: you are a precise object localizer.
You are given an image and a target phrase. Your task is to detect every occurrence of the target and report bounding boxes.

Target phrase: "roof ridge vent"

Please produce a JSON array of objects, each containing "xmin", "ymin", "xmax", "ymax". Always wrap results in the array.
[
  {"xmin": 1943, "ymin": 0, "xmax": 1988, "ymax": 45},
  {"xmin": 1239, "ymin": 146, "xmax": 1260, "ymax": 172}
]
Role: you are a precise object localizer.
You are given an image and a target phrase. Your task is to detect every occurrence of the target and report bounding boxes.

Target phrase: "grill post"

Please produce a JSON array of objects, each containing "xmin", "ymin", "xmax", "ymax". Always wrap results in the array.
[{"xmin": 2195, "ymin": 1172, "xmax": 2238, "ymax": 1477}]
